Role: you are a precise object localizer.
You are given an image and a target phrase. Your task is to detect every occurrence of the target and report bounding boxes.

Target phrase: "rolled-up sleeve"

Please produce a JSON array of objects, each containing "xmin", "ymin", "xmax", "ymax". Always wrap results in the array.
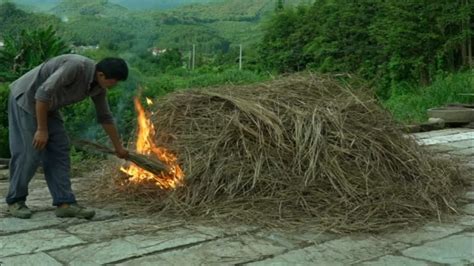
[
  {"xmin": 91, "ymin": 91, "xmax": 114, "ymax": 124},
  {"xmin": 35, "ymin": 63, "xmax": 77, "ymax": 102}
]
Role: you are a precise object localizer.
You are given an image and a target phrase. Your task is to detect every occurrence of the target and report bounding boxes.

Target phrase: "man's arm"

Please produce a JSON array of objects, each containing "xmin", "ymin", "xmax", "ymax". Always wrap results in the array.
[
  {"xmin": 33, "ymin": 100, "xmax": 49, "ymax": 150},
  {"xmin": 101, "ymin": 123, "xmax": 128, "ymax": 159}
]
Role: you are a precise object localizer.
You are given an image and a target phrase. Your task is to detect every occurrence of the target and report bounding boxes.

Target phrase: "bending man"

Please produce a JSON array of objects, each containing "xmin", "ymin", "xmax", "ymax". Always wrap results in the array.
[{"xmin": 6, "ymin": 54, "xmax": 129, "ymax": 219}]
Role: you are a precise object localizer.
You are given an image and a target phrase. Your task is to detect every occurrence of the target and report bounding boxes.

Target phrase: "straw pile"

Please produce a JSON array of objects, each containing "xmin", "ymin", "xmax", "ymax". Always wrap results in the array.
[{"xmin": 95, "ymin": 73, "xmax": 465, "ymax": 232}]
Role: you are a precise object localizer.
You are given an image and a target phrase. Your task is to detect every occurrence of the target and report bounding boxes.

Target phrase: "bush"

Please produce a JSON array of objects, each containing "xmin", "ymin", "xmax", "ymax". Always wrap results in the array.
[
  {"xmin": 384, "ymin": 71, "xmax": 474, "ymax": 123},
  {"xmin": 0, "ymin": 83, "xmax": 10, "ymax": 157},
  {"xmin": 0, "ymin": 26, "xmax": 69, "ymax": 81}
]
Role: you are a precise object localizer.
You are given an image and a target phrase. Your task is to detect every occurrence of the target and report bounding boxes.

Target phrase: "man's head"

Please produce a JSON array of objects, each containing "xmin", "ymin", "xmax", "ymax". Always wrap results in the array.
[{"xmin": 95, "ymin": 57, "xmax": 128, "ymax": 89}]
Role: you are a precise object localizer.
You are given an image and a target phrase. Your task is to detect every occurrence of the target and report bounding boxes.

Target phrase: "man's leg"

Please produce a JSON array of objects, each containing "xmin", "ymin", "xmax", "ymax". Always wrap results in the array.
[
  {"xmin": 6, "ymin": 94, "xmax": 41, "ymax": 205},
  {"xmin": 42, "ymin": 118, "xmax": 95, "ymax": 220},
  {"xmin": 41, "ymin": 115, "xmax": 76, "ymax": 206}
]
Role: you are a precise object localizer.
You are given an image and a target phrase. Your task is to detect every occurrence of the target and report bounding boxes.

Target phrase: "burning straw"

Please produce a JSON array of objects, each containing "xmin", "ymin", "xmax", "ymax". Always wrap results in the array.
[
  {"xmin": 73, "ymin": 139, "xmax": 170, "ymax": 176},
  {"xmin": 92, "ymin": 73, "xmax": 466, "ymax": 233}
]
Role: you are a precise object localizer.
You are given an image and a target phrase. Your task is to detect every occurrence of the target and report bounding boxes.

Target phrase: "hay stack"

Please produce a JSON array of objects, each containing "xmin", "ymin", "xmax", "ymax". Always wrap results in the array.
[{"xmin": 101, "ymin": 73, "xmax": 465, "ymax": 232}]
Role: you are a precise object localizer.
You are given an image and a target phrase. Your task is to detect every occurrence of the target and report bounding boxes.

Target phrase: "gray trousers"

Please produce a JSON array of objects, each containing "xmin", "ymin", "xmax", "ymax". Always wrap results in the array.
[{"xmin": 6, "ymin": 93, "xmax": 76, "ymax": 206}]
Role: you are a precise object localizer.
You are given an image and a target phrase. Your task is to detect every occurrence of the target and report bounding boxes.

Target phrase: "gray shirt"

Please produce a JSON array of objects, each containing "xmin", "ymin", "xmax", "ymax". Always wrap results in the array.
[{"xmin": 9, "ymin": 54, "xmax": 114, "ymax": 124}]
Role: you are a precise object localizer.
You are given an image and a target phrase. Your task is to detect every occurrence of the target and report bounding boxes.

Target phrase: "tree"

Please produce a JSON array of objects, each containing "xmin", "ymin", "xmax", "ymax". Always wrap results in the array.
[
  {"xmin": 371, "ymin": 0, "xmax": 472, "ymax": 85},
  {"xmin": 153, "ymin": 49, "xmax": 183, "ymax": 72},
  {"xmin": 276, "ymin": 0, "xmax": 284, "ymax": 11},
  {"xmin": 0, "ymin": 26, "xmax": 70, "ymax": 81},
  {"xmin": 259, "ymin": 5, "xmax": 310, "ymax": 72},
  {"xmin": 0, "ymin": 2, "xmax": 61, "ymax": 39}
]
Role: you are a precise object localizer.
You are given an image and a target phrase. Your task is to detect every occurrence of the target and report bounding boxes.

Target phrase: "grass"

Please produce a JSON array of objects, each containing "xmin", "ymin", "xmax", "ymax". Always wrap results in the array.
[
  {"xmin": 142, "ymin": 68, "xmax": 268, "ymax": 98},
  {"xmin": 384, "ymin": 71, "xmax": 474, "ymax": 123}
]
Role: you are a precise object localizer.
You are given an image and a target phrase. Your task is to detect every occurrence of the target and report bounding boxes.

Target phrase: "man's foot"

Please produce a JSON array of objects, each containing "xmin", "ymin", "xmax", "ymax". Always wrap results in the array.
[
  {"xmin": 55, "ymin": 203, "xmax": 95, "ymax": 219},
  {"xmin": 7, "ymin": 201, "xmax": 32, "ymax": 219}
]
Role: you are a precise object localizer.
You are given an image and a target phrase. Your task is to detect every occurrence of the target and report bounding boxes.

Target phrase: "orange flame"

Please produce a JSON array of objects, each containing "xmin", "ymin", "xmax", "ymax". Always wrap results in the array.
[{"xmin": 120, "ymin": 97, "xmax": 184, "ymax": 189}]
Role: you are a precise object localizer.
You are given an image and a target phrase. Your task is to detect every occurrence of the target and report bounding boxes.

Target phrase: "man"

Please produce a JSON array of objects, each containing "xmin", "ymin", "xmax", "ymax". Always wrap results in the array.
[{"xmin": 6, "ymin": 54, "xmax": 129, "ymax": 219}]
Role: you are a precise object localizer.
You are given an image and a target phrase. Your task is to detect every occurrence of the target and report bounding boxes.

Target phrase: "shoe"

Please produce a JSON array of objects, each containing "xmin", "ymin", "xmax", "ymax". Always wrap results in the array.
[
  {"xmin": 7, "ymin": 201, "xmax": 32, "ymax": 219},
  {"xmin": 55, "ymin": 203, "xmax": 95, "ymax": 219}
]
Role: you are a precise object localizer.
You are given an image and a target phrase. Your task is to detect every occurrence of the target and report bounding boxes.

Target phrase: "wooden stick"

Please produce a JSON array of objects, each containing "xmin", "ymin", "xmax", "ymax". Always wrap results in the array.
[{"xmin": 72, "ymin": 139, "xmax": 171, "ymax": 176}]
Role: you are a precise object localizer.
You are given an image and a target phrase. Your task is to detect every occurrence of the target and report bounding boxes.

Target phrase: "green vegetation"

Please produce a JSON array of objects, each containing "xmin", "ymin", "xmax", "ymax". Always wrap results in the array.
[
  {"xmin": 0, "ymin": 0, "xmax": 471, "ymax": 157},
  {"xmin": 0, "ymin": 26, "xmax": 69, "ymax": 81},
  {"xmin": 0, "ymin": 2, "xmax": 60, "ymax": 37},
  {"xmin": 51, "ymin": 0, "xmax": 128, "ymax": 17},
  {"xmin": 8, "ymin": 0, "xmax": 218, "ymax": 11},
  {"xmin": 0, "ymin": 83, "xmax": 9, "ymax": 157},
  {"xmin": 385, "ymin": 72, "xmax": 474, "ymax": 122},
  {"xmin": 259, "ymin": 0, "xmax": 473, "ymax": 122}
]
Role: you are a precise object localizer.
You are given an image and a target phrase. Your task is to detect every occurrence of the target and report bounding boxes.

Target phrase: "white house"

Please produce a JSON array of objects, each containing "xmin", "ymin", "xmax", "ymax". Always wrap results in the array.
[{"xmin": 150, "ymin": 47, "xmax": 167, "ymax": 56}]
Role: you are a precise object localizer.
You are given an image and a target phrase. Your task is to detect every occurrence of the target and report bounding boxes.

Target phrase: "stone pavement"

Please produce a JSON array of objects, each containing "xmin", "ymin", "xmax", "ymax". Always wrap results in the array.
[{"xmin": 0, "ymin": 128, "xmax": 473, "ymax": 265}]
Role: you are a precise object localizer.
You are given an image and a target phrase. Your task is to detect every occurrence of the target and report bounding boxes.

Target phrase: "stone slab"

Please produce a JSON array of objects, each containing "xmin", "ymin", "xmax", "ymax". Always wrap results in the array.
[
  {"xmin": 412, "ymin": 129, "xmax": 473, "ymax": 140},
  {"xmin": 256, "ymin": 229, "xmax": 337, "ymax": 249},
  {"xmin": 0, "ymin": 252, "xmax": 62, "ymax": 266},
  {"xmin": 427, "ymin": 144, "xmax": 456, "ymax": 153},
  {"xmin": 462, "ymin": 204, "xmax": 474, "ymax": 215},
  {"xmin": 360, "ymin": 255, "xmax": 429, "ymax": 266},
  {"xmin": 0, "ymin": 209, "xmax": 118, "ymax": 235},
  {"xmin": 248, "ymin": 236, "xmax": 407, "ymax": 265},
  {"xmin": 0, "ymin": 211, "xmax": 71, "ymax": 234},
  {"xmin": 185, "ymin": 224, "xmax": 258, "ymax": 238},
  {"xmin": 0, "ymin": 229, "xmax": 85, "ymax": 258},
  {"xmin": 417, "ymin": 132, "xmax": 474, "ymax": 146},
  {"xmin": 450, "ymin": 147, "xmax": 474, "ymax": 156},
  {"xmin": 0, "ymin": 172, "xmax": 7, "ymax": 181},
  {"xmin": 382, "ymin": 223, "xmax": 464, "ymax": 245},
  {"xmin": 48, "ymin": 228, "xmax": 214, "ymax": 265},
  {"xmin": 65, "ymin": 217, "xmax": 183, "ymax": 242},
  {"xmin": 402, "ymin": 233, "xmax": 474, "ymax": 264},
  {"xmin": 27, "ymin": 187, "xmax": 51, "ymax": 198},
  {"xmin": 464, "ymin": 191, "xmax": 474, "ymax": 200},
  {"xmin": 457, "ymin": 215, "xmax": 474, "ymax": 227},
  {"xmin": 445, "ymin": 139, "xmax": 474, "ymax": 149},
  {"xmin": 117, "ymin": 234, "xmax": 287, "ymax": 266}
]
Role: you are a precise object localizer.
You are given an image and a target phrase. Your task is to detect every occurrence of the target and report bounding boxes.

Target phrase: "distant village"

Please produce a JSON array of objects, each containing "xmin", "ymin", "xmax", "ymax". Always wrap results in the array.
[
  {"xmin": 71, "ymin": 44, "xmax": 167, "ymax": 57},
  {"xmin": 0, "ymin": 38, "xmax": 167, "ymax": 58}
]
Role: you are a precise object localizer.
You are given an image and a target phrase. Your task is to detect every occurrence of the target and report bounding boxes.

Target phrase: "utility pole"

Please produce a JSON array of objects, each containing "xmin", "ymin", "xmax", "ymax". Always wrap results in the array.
[
  {"xmin": 467, "ymin": 0, "xmax": 472, "ymax": 68},
  {"xmin": 192, "ymin": 44, "xmax": 196, "ymax": 70},
  {"xmin": 189, "ymin": 50, "xmax": 192, "ymax": 70},
  {"xmin": 239, "ymin": 44, "xmax": 243, "ymax": 71}
]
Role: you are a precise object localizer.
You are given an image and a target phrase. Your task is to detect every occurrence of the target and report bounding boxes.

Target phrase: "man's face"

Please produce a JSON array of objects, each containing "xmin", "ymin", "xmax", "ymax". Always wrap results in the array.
[{"xmin": 97, "ymin": 72, "xmax": 118, "ymax": 89}]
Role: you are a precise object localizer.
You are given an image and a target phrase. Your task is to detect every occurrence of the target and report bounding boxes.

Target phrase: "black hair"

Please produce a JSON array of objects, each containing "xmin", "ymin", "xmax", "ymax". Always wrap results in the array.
[{"xmin": 96, "ymin": 57, "xmax": 128, "ymax": 81}]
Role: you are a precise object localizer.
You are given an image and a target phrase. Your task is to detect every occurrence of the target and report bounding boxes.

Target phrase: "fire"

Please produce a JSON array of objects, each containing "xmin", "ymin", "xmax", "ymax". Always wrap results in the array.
[
  {"xmin": 120, "ymin": 97, "xmax": 184, "ymax": 189},
  {"xmin": 146, "ymin": 97, "xmax": 153, "ymax": 105}
]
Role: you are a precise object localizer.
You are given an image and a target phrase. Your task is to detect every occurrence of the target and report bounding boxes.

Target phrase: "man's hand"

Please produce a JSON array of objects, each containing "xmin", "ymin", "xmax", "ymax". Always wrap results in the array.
[
  {"xmin": 101, "ymin": 123, "xmax": 128, "ymax": 159},
  {"xmin": 115, "ymin": 146, "xmax": 129, "ymax": 159},
  {"xmin": 33, "ymin": 129, "xmax": 48, "ymax": 150}
]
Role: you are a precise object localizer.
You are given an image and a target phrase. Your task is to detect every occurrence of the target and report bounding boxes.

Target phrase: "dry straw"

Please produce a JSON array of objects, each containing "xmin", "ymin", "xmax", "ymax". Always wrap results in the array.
[{"xmin": 92, "ymin": 73, "xmax": 466, "ymax": 233}]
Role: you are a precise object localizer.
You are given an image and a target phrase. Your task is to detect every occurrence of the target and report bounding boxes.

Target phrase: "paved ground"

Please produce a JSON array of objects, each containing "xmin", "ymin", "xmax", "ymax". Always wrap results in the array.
[{"xmin": 0, "ymin": 128, "xmax": 473, "ymax": 265}]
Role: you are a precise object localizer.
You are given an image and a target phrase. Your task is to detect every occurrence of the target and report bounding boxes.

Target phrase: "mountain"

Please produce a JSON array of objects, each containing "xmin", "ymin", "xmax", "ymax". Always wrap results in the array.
[
  {"xmin": 162, "ymin": 0, "xmax": 314, "ymax": 22},
  {"xmin": 50, "ymin": 0, "xmax": 128, "ymax": 17},
  {"xmin": 2, "ymin": 0, "xmax": 316, "ymax": 55},
  {"xmin": 150, "ymin": 0, "xmax": 315, "ymax": 47},
  {"xmin": 111, "ymin": 0, "xmax": 217, "ymax": 10},
  {"xmin": 4, "ymin": 0, "xmax": 220, "ymax": 11}
]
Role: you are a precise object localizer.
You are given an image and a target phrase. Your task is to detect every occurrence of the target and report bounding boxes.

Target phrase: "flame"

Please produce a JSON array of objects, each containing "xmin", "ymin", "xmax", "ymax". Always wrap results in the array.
[
  {"xmin": 120, "ymin": 97, "xmax": 184, "ymax": 189},
  {"xmin": 146, "ymin": 97, "xmax": 153, "ymax": 105}
]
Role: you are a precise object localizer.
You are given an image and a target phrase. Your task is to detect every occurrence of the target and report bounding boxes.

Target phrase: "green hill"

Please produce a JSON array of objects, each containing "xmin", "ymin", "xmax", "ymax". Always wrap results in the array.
[
  {"xmin": 112, "ymin": 0, "xmax": 217, "ymax": 10},
  {"xmin": 2, "ymin": 0, "xmax": 317, "ymax": 55},
  {"xmin": 50, "ymin": 0, "xmax": 129, "ymax": 17},
  {"xmin": 5, "ymin": 0, "xmax": 221, "ymax": 11}
]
